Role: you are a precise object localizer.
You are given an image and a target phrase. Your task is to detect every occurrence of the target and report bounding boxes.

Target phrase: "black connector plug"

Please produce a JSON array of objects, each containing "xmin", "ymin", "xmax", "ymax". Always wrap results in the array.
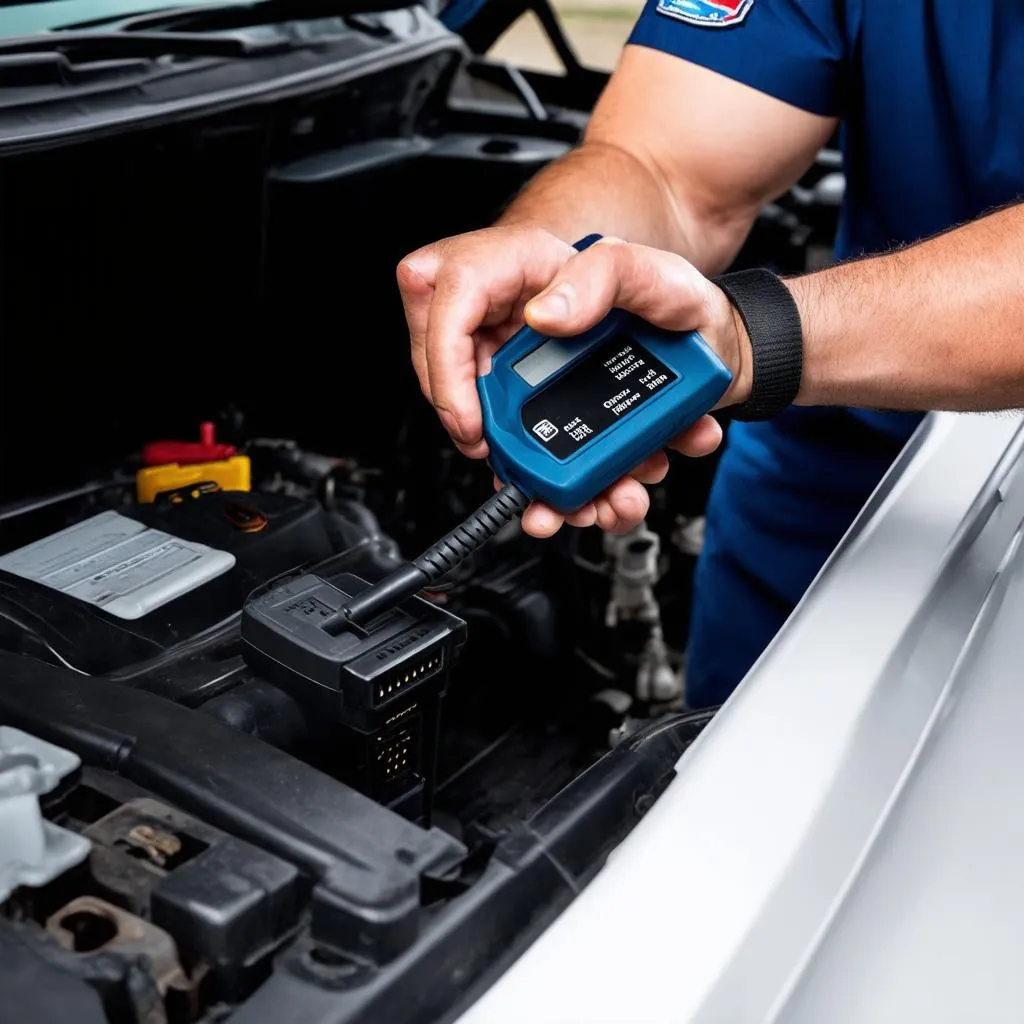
[{"xmin": 241, "ymin": 571, "xmax": 467, "ymax": 821}]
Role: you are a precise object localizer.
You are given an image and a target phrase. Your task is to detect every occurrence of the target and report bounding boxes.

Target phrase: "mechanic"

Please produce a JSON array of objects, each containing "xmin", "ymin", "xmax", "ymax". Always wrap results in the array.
[{"xmin": 398, "ymin": 1, "xmax": 1024, "ymax": 708}]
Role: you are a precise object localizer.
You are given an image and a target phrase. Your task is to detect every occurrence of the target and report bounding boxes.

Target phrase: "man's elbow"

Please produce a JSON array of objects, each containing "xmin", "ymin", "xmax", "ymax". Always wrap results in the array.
[
  {"xmin": 652, "ymin": 160, "xmax": 762, "ymax": 275},
  {"xmin": 578, "ymin": 135, "xmax": 759, "ymax": 272}
]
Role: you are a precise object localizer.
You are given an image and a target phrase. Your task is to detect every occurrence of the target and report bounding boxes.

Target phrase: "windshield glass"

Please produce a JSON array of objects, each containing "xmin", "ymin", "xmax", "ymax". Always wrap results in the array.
[{"xmin": 0, "ymin": 0, "xmax": 244, "ymax": 36}]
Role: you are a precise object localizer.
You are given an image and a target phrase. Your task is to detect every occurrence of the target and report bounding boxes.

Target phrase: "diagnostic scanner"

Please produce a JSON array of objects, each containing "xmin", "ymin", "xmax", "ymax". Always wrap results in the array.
[
  {"xmin": 339, "ymin": 234, "xmax": 733, "ymax": 627},
  {"xmin": 478, "ymin": 235, "xmax": 733, "ymax": 512}
]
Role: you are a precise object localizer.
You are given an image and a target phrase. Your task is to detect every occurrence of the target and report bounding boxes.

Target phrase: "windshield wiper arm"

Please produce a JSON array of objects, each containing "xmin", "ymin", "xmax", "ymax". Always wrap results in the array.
[
  {"xmin": 0, "ymin": 28, "xmax": 295, "ymax": 59},
  {"xmin": 63, "ymin": 0, "xmax": 412, "ymax": 34}
]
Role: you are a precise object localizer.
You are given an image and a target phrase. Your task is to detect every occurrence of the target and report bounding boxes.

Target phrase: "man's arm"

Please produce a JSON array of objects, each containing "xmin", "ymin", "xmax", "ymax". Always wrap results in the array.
[
  {"xmin": 404, "ymin": 47, "xmax": 835, "ymax": 446},
  {"xmin": 399, "ymin": 45, "xmax": 835, "ymax": 534},
  {"xmin": 495, "ymin": 48, "xmax": 836, "ymax": 273},
  {"xmin": 522, "ymin": 201, "xmax": 1024, "ymax": 422},
  {"xmin": 791, "ymin": 201, "xmax": 1024, "ymax": 410}
]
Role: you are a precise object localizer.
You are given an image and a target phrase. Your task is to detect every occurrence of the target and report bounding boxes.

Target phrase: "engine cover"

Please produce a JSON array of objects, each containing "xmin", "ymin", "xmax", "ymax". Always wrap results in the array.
[{"xmin": 0, "ymin": 491, "xmax": 334, "ymax": 675}]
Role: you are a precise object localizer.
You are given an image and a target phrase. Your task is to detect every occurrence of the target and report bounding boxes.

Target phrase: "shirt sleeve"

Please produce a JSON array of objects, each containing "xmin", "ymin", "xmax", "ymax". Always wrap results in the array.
[{"xmin": 627, "ymin": 0, "xmax": 848, "ymax": 117}]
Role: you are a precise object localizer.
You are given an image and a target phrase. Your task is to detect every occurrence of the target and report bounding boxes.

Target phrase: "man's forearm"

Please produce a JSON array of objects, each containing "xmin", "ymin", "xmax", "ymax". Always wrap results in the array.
[
  {"xmin": 497, "ymin": 141, "xmax": 748, "ymax": 275},
  {"xmin": 790, "ymin": 202, "xmax": 1024, "ymax": 411}
]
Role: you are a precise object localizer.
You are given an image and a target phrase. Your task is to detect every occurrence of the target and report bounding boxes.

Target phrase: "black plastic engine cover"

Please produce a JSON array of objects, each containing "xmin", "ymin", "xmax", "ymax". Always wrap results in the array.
[
  {"xmin": 0, "ymin": 651, "xmax": 468, "ymax": 968},
  {"xmin": 0, "ymin": 491, "xmax": 334, "ymax": 675}
]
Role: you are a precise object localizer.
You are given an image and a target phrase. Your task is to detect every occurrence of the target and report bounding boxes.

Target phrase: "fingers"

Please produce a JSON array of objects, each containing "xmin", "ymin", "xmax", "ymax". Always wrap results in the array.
[
  {"xmin": 506, "ymin": 448, "xmax": 670, "ymax": 539},
  {"xmin": 518, "ymin": 417, "xmax": 717, "ymax": 539},
  {"xmin": 518, "ymin": 475, "xmax": 652, "ymax": 538},
  {"xmin": 566, "ymin": 504, "xmax": 599, "ymax": 528},
  {"xmin": 629, "ymin": 450, "xmax": 670, "ymax": 485},
  {"xmin": 498, "ymin": 477, "xmax": 594, "ymax": 537},
  {"xmin": 523, "ymin": 237, "xmax": 716, "ymax": 338},
  {"xmin": 401, "ymin": 228, "xmax": 574, "ymax": 454},
  {"xmin": 422, "ymin": 258, "xmax": 491, "ymax": 446},
  {"xmin": 667, "ymin": 414, "xmax": 723, "ymax": 457},
  {"xmin": 521, "ymin": 502, "xmax": 566, "ymax": 538},
  {"xmin": 601, "ymin": 476, "xmax": 650, "ymax": 532},
  {"xmin": 397, "ymin": 248, "xmax": 441, "ymax": 403}
]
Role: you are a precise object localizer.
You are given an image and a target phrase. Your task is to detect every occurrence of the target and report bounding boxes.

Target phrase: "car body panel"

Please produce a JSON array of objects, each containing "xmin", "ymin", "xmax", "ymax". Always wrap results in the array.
[{"xmin": 457, "ymin": 410, "xmax": 1024, "ymax": 1023}]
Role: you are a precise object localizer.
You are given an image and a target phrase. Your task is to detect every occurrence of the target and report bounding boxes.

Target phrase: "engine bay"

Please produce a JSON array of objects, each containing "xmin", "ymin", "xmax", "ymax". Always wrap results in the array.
[
  {"xmin": 0, "ymin": 4, "xmax": 840, "ymax": 1020},
  {"xmin": 0, "ymin": 422, "xmax": 719, "ymax": 1023}
]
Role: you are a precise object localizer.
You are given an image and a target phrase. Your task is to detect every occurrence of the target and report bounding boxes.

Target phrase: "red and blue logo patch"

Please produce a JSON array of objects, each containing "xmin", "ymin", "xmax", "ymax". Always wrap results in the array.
[{"xmin": 655, "ymin": 0, "xmax": 754, "ymax": 28}]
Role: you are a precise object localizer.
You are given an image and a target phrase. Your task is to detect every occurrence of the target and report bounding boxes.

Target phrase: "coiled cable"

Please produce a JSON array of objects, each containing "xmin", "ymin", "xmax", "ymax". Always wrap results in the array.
[{"xmin": 341, "ymin": 484, "xmax": 530, "ymax": 625}]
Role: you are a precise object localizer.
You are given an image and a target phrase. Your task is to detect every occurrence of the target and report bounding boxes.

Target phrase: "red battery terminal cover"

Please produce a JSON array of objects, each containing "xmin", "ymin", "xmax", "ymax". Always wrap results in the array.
[{"xmin": 142, "ymin": 422, "xmax": 236, "ymax": 467}]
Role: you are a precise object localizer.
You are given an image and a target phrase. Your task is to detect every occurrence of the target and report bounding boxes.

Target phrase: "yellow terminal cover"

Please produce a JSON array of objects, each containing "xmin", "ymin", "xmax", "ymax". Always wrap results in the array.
[{"xmin": 136, "ymin": 455, "xmax": 251, "ymax": 504}]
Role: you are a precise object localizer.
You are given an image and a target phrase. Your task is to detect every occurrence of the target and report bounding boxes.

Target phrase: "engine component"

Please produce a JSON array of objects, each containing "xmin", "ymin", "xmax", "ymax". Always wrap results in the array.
[
  {"xmin": 588, "ymin": 687, "xmax": 634, "ymax": 748},
  {"xmin": 0, "ymin": 491, "xmax": 334, "ymax": 675},
  {"xmin": 672, "ymin": 515, "xmax": 706, "ymax": 558},
  {"xmin": 0, "ymin": 509, "xmax": 236, "ymax": 623},
  {"xmin": 0, "ymin": 651, "xmax": 468, "ymax": 967},
  {"xmin": 142, "ymin": 421, "xmax": 237, "ymax": 467},
  {"xmin": 46, "ymin": 896, "xmax": 189, "ymax": 998},
  {"xmin": 241, "ymin": 570, "xmax": 467, "ymax": 820},
  {"xmin": 636, "ymin": 626, "xmax": 679, "ymax": 705},
  {"xmin": 603, "ymin": 524, "xmax": 681, "ymax": 704},
  {"xmin": 60, "ymin": 790, "xmax": 301, "ymax": 1001},
  {"xmin": 150, "ymin": 834, "xmax": 301, "ymax": 995},
  {"xmin": 0, "ymin": 647, "xmax": 714, "ymax": 1024},
  {"xmin": 247, "ymin": 436, "xmax": 357, "ymax": 503},
  {"xmin": 136, "ymin": 454, "xmax": 252, "ymax": 504},
  {"xmin": 603, "ymin": 523, "xmax": 661, "ymax": 628},
  {"xmin": 0, "ymin": 727, "xmax": 90, "ymax": 902}
]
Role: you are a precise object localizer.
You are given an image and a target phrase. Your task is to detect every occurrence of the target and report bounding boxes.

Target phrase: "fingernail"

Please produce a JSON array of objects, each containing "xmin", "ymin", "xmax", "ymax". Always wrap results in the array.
[
  {"xmin": 398, "ymin": 257, "xmax": 423, "ymax": 279},
  {"xmin": 528, "ymin": 286, "xmax": 572, "ymax": 321}
]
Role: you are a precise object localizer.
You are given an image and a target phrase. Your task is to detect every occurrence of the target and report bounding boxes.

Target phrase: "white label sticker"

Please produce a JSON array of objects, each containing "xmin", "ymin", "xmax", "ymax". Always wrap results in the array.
[{"xmin": 0, "ymin": 510, "xmax": 236, "ymax": 620}]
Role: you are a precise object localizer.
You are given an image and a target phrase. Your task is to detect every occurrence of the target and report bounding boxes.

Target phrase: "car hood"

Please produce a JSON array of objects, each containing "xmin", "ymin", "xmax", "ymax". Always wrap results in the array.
[{"xmin": 457, "ymin": 409, "xmax": 1024, "ymax": 1024}]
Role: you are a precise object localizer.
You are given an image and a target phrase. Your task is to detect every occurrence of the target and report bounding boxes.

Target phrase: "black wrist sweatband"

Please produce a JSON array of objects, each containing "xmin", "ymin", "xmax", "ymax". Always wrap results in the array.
[{"xmin": 712, "ymin": 268, "xmax": 804, "ymax": 421}]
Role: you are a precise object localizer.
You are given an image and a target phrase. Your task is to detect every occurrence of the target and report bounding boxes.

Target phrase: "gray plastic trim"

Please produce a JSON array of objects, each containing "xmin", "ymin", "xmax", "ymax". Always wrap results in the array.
[{"xmin": 0, "ymin": 726, "xmax": 91, "ymax": 903}]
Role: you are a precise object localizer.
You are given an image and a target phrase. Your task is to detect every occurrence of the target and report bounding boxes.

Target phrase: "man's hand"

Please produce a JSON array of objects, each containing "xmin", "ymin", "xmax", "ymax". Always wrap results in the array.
[
  {"xmin": 400, "ymin": 229, "xmax": 751, "ymax": 537},
  {"xmin": 524, "ymin": 236, "xmax": 751, "ymax": 407},
  {"xmin": 399, "ymin": 224, "xmax": 575, "ymax": 457}
]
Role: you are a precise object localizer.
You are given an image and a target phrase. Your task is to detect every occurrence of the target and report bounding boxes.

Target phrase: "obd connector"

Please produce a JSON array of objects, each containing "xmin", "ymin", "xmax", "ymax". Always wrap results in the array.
[{"xmin": 241, "ymin": 572, "xmax": 466, "ymax": 821}]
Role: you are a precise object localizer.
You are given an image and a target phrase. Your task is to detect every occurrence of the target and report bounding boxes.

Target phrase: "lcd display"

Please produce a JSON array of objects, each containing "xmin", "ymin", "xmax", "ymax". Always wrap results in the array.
[{"xmin": 512, "ymin": 338, "xmax": 580, "ymax": 387}]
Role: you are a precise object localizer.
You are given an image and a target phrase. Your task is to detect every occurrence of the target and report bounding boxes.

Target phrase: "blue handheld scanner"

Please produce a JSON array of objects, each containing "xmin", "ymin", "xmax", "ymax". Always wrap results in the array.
[{"xmin": 477, "ymin": 235, "xmax": 733, "ymax": 512}]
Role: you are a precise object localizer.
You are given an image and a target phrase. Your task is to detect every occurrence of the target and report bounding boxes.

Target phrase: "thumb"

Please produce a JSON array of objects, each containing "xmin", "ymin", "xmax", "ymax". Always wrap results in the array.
[{"xmin": 523, "ymin": 238, "xmax": 715, "ymax": 336}]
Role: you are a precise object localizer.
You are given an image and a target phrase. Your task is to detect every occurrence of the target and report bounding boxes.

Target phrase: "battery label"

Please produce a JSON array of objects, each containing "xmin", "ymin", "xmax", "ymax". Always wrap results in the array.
[
  {"xmin": 520, "ymin": 337, "xmax": 678, "ymax": 460},
  {"xmin": 0, "ymin": 511, "xmax": 235, "ymax": 620}
]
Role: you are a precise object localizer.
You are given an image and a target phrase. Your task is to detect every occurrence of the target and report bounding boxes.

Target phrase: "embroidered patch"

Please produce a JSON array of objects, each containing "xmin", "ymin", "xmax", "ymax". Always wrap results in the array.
[{"xmin": 655, "ymin": 0, "xmax": 754, "ymax": 28}]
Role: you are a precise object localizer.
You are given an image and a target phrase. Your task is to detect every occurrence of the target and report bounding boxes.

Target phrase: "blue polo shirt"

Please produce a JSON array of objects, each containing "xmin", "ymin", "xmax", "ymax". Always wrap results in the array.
[
  {"xmin": 630, "ymin": 1, "xmax": 1024, "ymax": 276},
  {"xmin": 627, "ymin": 0, "xmax": 1024, "ymax": 699}
]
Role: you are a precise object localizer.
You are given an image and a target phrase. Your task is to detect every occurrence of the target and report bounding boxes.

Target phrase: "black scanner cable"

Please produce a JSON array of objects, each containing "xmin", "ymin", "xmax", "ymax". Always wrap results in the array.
[{"xmin": 341, "ymin": 484, "xmax": 530, "ymax": 625}]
